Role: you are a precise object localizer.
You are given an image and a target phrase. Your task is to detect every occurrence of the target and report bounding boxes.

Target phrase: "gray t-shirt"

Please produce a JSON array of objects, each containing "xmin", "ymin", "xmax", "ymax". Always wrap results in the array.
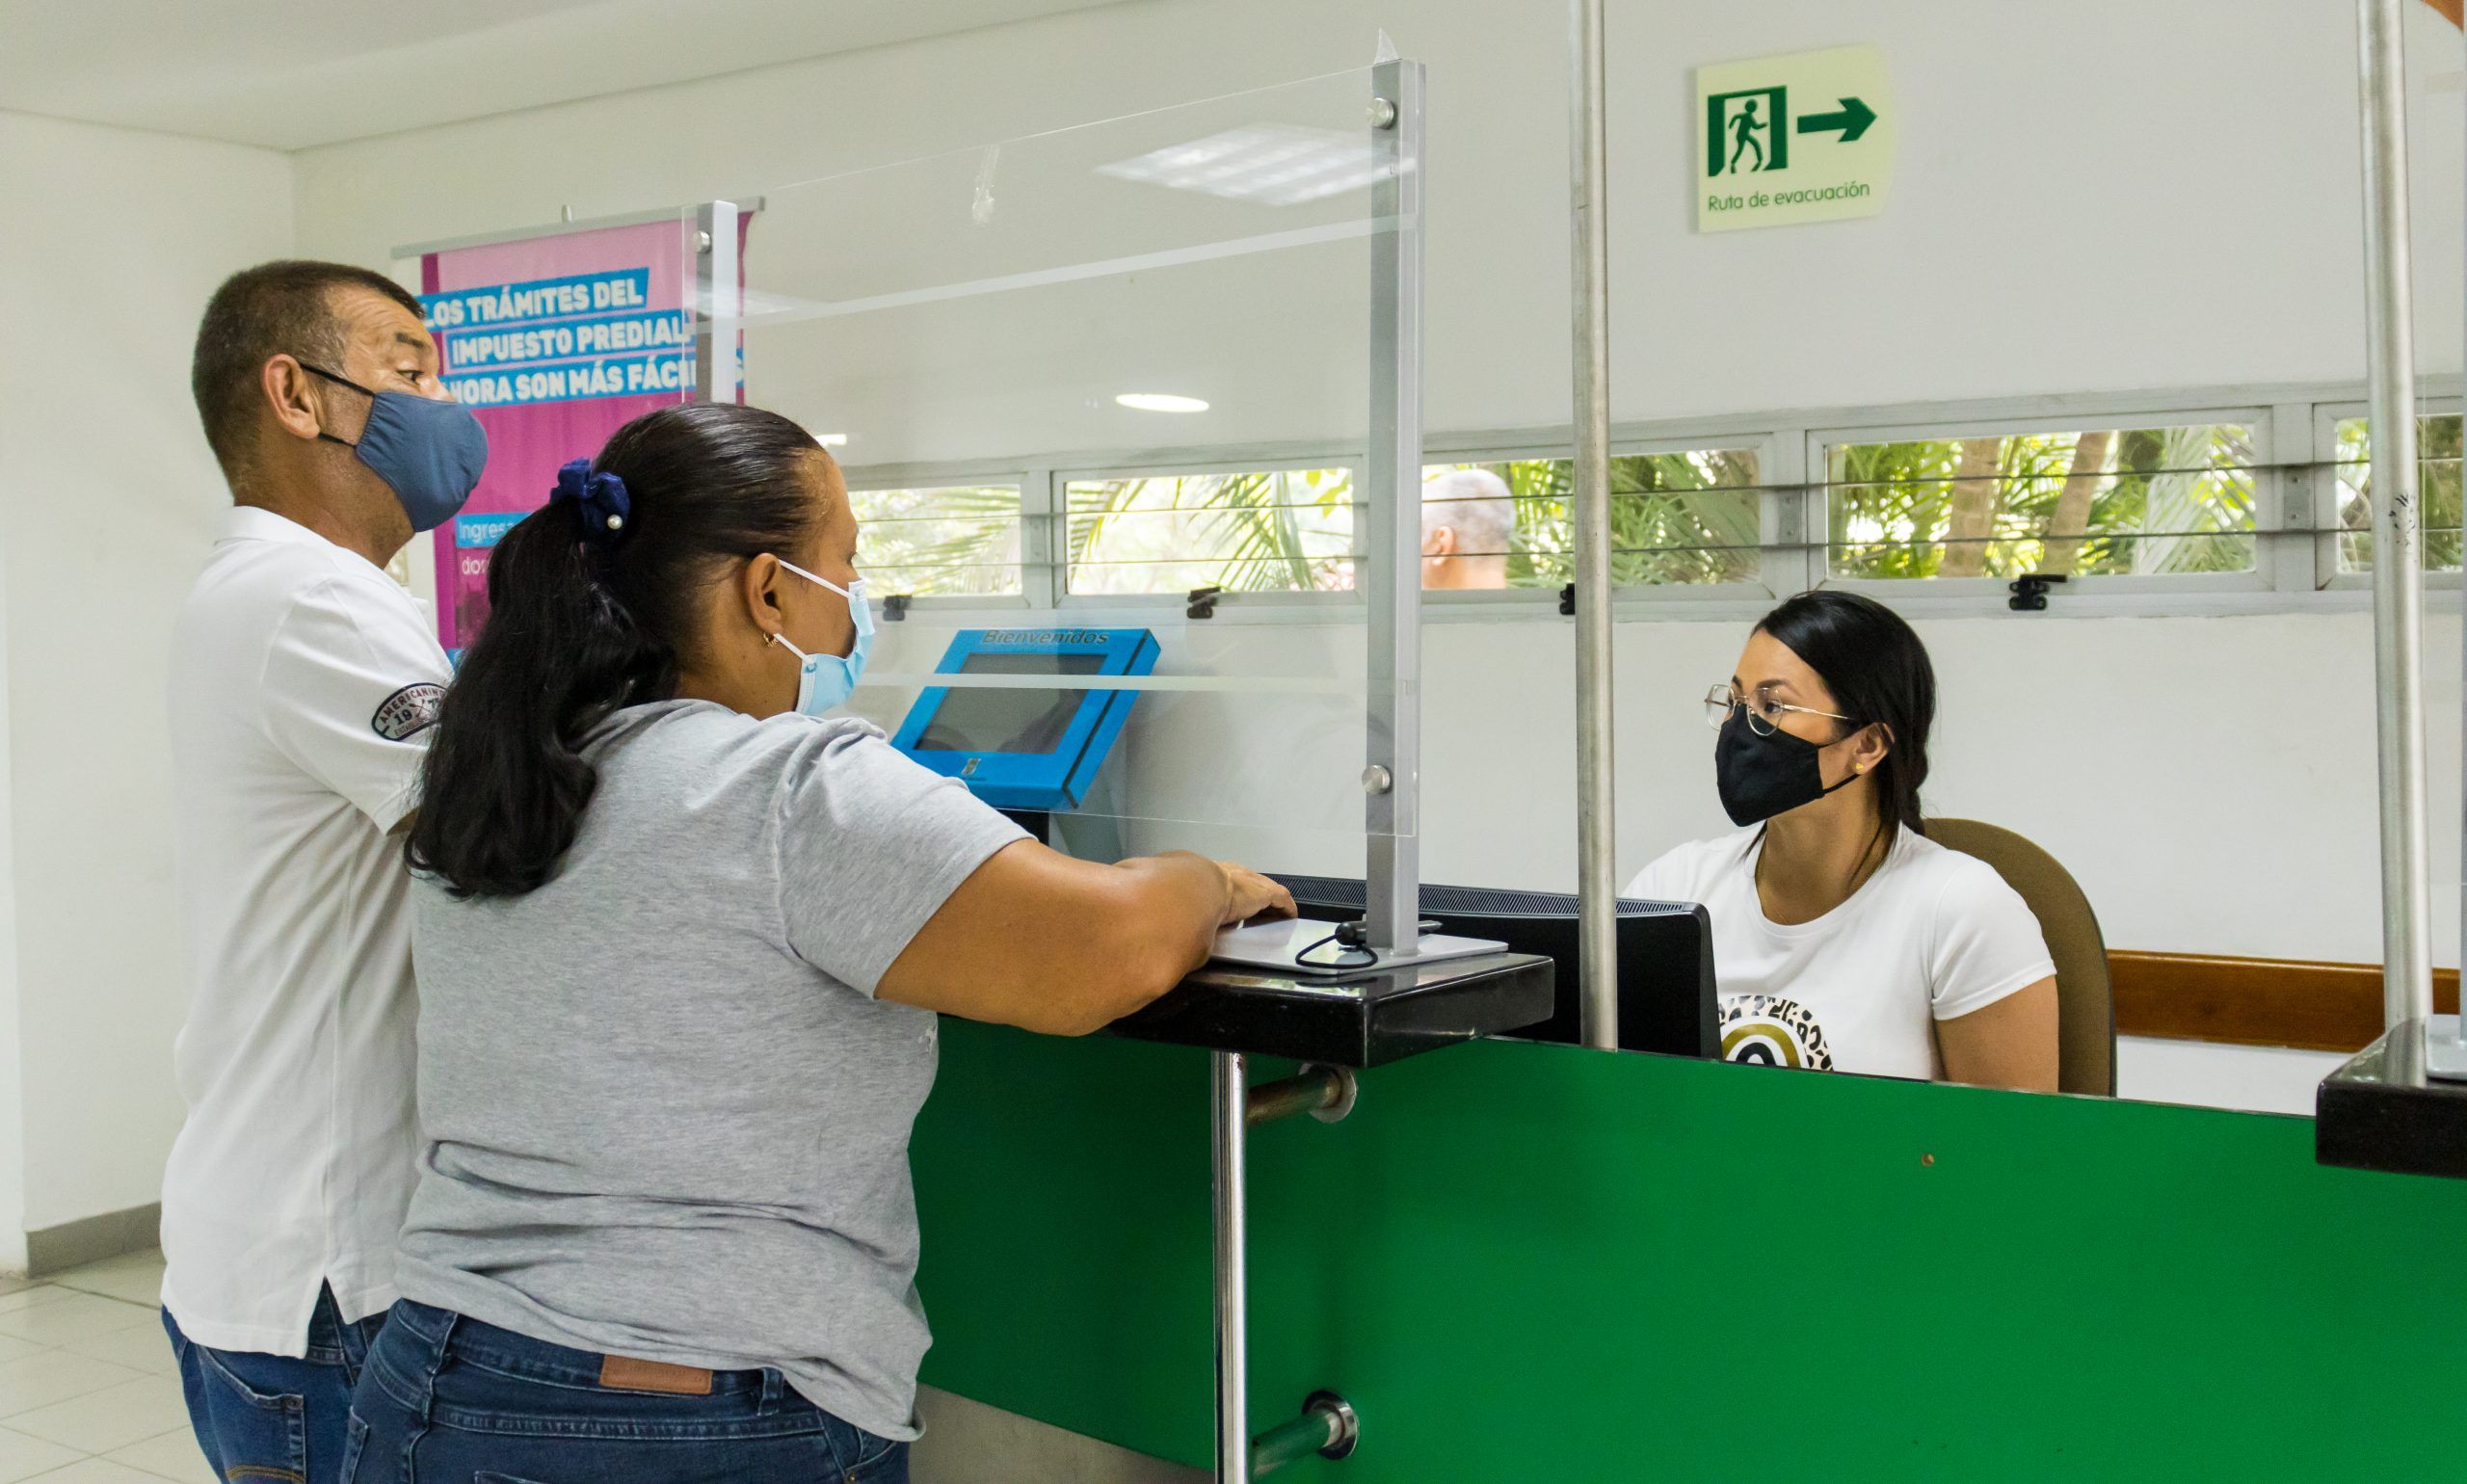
[{"xmin": 398, "ymin": 700, "xmax": 1026, "ymax": 1441}]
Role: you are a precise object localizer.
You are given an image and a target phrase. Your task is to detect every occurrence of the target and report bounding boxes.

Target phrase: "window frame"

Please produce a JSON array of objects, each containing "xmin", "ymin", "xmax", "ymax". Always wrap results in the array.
[
  {"xmin": 1422, "ymin": 429, "xmax": 1787, "ymax": 610},
  {"xmin": 840, "ymin": 470, "xmax": 1038, "ymax": 615},
  {"xmin": 2310, "ymin": 398, "xmax": 2466, "ymax": 594},
  {"xmin": 1050, "ymin": 454, "xmax": 1366, "ymax": 614},
  {"xmin": 1803, "ymin": 405, "xmax": 2282, "ymax": 601},
  {"xmin": 838, "ymin": 378, "xmax": 2467, "ymax": 625}
]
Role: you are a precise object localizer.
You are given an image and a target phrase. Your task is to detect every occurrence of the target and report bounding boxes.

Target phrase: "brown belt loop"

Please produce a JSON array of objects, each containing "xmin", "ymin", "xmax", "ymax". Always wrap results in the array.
[{"xmin": 598, "ymin": 1354, "xmax": 714, "ymax": 1396}]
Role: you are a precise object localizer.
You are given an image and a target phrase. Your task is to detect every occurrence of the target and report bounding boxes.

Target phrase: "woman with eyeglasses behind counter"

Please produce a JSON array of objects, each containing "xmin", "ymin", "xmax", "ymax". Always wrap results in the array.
[{"xmin": 1627, "ymin": 590, "xmax": 2058, "ymax": 1091}]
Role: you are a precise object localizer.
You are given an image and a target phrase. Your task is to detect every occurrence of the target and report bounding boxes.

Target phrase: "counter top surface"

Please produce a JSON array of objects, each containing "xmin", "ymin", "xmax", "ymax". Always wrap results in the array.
[
  {"xmin": 1107, "ymin": 950, "xmax": 1555, "ymax": 1068},
  {"xmin": 2316, "ymin": 1015, "xmax": 2467, "ymax": 1179}
]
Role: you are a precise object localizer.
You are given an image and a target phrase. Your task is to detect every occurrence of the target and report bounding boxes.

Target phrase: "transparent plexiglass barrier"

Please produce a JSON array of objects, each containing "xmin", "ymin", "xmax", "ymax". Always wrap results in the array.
[{"xmin": 737, "ymin": 68, "xmax": 1414, "ymax": 875}]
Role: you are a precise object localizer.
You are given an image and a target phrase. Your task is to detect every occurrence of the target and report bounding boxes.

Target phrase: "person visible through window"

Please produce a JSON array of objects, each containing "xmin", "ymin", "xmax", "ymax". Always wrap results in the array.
[
  {"xmin": 1627, "ymin": 591, "xmax": 2058, "ymax": 1090},
  {"xmin": 1421, "ymin": 467, "xmax": 1515, "ymax": 590}
]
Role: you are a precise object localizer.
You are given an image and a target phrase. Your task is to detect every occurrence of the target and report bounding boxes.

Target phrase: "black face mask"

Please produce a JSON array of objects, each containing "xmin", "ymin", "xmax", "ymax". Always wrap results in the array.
[{"xmin": 1714, "ymin": 708, "xmax": 1860, "ymax": 827}]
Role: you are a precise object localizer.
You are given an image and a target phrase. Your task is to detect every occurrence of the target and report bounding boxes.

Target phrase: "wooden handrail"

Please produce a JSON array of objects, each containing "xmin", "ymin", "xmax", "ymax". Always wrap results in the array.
[{"xmin": 2110, "ymin": 950, "xmax": 2459, "ymax": 1053}]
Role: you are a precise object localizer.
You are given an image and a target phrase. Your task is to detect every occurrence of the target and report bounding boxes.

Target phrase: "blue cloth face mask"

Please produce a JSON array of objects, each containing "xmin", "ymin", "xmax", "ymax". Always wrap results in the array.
[
  {"xmin": 769, "ymin": 558, "xmax": 874, "ymax": 716},
  {"xmin": 304, "ymin": 363, "xmax": 489, "ymax": 533}
]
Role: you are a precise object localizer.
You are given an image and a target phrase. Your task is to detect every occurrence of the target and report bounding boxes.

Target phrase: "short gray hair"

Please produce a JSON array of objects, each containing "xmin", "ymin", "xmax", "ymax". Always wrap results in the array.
[
  {"xmin": 1421, "ymin": 467, "xmax": 1516, "ymax": 558},
  {"xmin": 192, "ymin": 260, "xmax": 428, "ymax": 479}
]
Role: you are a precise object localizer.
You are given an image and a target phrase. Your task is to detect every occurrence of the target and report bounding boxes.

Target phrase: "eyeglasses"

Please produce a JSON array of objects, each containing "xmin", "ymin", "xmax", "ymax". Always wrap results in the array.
[{"xmin": 1704, "ymin": 683, "xmax": 1850, "ymax": 738}]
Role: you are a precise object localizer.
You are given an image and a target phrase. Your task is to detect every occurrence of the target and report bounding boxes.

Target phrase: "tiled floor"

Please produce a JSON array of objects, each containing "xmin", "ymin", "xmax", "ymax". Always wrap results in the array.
[{"xmin": 0, "ymin": 1251, "xmax": 209, "ymax": 1484}]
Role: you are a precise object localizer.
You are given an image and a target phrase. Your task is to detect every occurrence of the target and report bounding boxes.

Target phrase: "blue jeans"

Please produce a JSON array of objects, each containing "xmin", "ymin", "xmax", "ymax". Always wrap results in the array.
[
  {"xmin": 164, "ymin": 1285, "xmax": 389, "ymax": 1484},
  {"xmin": 344, "ymin": 1300, "xmax": 907, "ymax": 1484}
]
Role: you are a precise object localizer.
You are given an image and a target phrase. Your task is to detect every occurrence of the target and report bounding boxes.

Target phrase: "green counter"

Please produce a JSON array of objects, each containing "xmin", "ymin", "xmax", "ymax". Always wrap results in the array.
[{"xmin": 913, "ymin": 1021, "xmax": 2467, "ymax": 1480}]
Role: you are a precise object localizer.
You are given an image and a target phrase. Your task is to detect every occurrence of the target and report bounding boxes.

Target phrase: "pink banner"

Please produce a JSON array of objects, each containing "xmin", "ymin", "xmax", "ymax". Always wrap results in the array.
[{"xmin": 421, "ymin": 217, "xmax": 745, "ymax": 656}]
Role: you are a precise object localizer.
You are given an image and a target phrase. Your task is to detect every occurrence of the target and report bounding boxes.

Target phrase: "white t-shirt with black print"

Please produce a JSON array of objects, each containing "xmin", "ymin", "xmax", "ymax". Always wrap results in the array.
[{"xmin": 1627, "ymin": 825, "xmax": 2055, "ymax": 1080}]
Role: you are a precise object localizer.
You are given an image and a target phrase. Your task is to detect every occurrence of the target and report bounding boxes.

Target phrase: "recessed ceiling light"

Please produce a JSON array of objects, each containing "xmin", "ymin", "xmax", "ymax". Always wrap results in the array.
[
  {"xmin": 813, "ymin": 433, "xmax": 849, "ymax": 447},
  {"xmin": 1116, "ymin": 393, "xmax": 1209, "ymax": 413}
]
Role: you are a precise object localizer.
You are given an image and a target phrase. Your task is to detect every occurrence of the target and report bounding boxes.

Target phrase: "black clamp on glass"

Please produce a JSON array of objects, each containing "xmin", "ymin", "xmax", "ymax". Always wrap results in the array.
[{"xmin": 2008, "ymin": 572, "xmax": 2068, "ymax": 612}]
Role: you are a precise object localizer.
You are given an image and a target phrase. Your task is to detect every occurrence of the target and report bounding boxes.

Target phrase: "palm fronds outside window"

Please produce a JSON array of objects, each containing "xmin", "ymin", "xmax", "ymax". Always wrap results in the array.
[{"xmin": 851, "ymin": 485, "xmax": 1026, "ymax": 596}]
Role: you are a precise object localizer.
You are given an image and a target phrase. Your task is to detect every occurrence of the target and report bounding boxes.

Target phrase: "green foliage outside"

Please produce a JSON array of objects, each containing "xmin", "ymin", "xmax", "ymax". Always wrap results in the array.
[
  {"xmin": 1445, "ymin": 452, "xmax": 1762, "ymax": 589},
  {"xmin": 853, "ymin": 457, "xmax": 1768, "ymax": 597},
  {"xmin": 1064, "ymin": 468, "xmax": 1356, "ymax": 595},
  {"xmin": 1827, "ymin": 423, "xmax": 2258, "ymax": 580},
  {"xmin": 851, "ymin": 485, "xmax": 1025, "ymax": 596},
  {"xmin": 854, "ymin": 416, "xmax": 2467, "ymax": 597}
]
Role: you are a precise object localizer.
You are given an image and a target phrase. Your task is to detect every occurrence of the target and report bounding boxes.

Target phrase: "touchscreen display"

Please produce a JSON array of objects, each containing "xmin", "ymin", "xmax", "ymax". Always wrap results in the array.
[{"xmin": 915, "ymin": 652, "xmax": 1110, "ymax": 755}]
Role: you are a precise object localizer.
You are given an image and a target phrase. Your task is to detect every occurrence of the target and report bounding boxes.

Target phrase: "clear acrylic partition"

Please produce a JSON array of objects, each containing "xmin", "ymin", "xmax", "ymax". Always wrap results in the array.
[{"xmin": 739, "ymin": 68, "xmax": 1413, "ymax": 881}]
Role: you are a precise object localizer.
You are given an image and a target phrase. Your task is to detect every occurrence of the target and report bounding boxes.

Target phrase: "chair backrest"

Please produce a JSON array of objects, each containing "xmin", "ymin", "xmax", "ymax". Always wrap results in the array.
[{"xmin": 1924, "ymin": 818, "xmax": 2114, "ymax": 1096}]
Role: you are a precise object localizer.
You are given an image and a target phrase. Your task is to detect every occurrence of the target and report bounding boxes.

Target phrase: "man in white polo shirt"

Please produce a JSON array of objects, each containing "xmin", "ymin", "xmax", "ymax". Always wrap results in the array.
[{"xmin": 162, "ymin": 261, "xmax": 486, "ymax": 1484}]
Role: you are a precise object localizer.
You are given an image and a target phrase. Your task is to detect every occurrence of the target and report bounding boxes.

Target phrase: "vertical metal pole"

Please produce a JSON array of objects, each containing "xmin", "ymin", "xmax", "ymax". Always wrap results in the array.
[
  {"xmin": 1569, "ymin": 0, "xmax": 1619, "ymax": 1048},
  {"xmin": 1365, "ymin": 61, "xmax": 1427, "ymax": 955},
  {"xmin": 1211, "ymin": 1050, "xmax": 1248, "ymax": 1484},
  {"xmin": 693, "ymin": 200, "xmax": 740, "ymax": 405},
  {"xmin": 2357, "ymin": 0, "xmax": 2434, "ymax": 1029}
]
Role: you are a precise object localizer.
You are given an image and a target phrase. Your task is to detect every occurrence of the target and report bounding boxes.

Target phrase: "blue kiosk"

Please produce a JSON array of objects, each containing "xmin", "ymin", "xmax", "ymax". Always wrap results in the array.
[{"xmin": 889, "ymin": 625, "xmax": 1157, "ymax": 822}]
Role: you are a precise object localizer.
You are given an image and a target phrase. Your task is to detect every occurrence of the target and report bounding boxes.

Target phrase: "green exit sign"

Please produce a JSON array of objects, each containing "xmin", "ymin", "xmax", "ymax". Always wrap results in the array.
[{"xmin": 1697, "ymin": 44, "xmax": 1895, "ymax": 233}]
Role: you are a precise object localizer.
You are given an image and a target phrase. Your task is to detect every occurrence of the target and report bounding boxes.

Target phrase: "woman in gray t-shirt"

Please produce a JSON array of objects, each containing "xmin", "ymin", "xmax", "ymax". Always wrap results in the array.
[{"xmin": 351, "ymin": 404, "xmax": 1291, "ymax": 1484}]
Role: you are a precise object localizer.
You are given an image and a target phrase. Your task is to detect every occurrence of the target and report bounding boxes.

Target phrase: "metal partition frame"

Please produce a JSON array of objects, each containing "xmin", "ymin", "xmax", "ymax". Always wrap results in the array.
[
  {"xmin": 1364, "ymin": 58, "xmax": 1426, "ymax": 955},
  {"xmin": 1213, "ymin": 66, "xmax": 1426, "ymax": 1480},
  {"xmin": 693, "ymin": 199, "xmax": 742, "ymax": 405},
  {"xmin": 743, "ymin": 67, "xmax": 1429, "ymax": 920}
]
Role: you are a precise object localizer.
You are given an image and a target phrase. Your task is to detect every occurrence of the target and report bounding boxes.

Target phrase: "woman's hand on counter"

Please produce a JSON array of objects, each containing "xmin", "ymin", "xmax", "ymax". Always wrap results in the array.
[
  {"xmin": 878, "ymin": 841, "xmax": 1287, "ymax": 1037},
  {"xmin": 1212, "ymin": 859, "xmax": 1296, "ymax": 926}
]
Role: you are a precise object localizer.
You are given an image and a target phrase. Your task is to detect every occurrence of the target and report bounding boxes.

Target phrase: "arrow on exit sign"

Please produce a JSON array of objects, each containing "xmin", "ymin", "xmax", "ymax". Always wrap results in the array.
[{"xmin": 1794, "ymin": 96, "xmax": 1876, "ymax": 143}]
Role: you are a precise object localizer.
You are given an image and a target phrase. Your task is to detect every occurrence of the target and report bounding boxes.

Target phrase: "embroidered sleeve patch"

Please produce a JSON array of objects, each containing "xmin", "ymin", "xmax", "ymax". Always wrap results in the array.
[{"xmin": 371, "ymin": 682, "xmax": 446, "ymax": 741}]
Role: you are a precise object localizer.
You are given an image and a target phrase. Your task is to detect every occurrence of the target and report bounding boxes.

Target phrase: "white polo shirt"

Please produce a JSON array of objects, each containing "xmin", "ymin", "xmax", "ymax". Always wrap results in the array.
[{"xmin": 161, "ymin": 506, "xmax": 450, "ymax": 1355}]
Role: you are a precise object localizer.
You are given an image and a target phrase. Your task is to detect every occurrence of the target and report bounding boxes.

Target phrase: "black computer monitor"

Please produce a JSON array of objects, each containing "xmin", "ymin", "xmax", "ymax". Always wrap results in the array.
[{"xmin": 1271, "ymin": 875, "xmax": 1717, "ymax": 1059}]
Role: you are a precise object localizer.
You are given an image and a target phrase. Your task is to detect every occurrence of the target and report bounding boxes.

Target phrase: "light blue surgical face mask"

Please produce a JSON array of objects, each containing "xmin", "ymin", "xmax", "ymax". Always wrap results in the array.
[{"xmin": 769, "ymin": 558, "xmax": 874, "ymax": 717}]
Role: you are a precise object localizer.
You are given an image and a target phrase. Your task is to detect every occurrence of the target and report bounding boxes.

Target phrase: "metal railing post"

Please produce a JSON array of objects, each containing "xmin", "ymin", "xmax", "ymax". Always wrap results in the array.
[
  {"xmin": 1212, "ymin": 1049, "xmax": 1248, "ymax": 1482},
  {"xmin": 1570, "ymin": 0, "xmax": 1619, "ymax": 1047},
  {"xmin": 2356, "ymin": 0, "xmax": 2434, "ymax": 1031}
]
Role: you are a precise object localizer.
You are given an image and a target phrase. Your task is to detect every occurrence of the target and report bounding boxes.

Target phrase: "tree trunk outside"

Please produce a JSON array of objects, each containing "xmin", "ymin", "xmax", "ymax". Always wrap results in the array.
[
  {"xmin": 2042, "ymin": 429, "xmax": 2114, "ymax": 576},
  {"xmin": 1938, "ymin": 437, "xmax": 2004, "ymax": 578}
]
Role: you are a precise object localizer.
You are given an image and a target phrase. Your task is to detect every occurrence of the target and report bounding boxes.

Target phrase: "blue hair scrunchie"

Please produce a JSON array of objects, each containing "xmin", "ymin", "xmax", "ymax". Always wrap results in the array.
[{"xmin": 552, "ymin": 458, "xmax": 632, "ymax": 546}]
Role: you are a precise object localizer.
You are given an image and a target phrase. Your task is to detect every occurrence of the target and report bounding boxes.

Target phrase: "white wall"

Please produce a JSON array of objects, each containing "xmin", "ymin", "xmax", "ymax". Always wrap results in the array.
[
  {"xmin": 2116, "ymin": 1036, "xmax": 2348, "ymax": 1116},
  {"xmin": 0, "ymin": 110, "xmax": 294, "ymax": 1246},
  {"xmin": 295, "ymin": 0, "xmax": 2467, "ymax": 438},
  {"xmin": 287, "ymin": 0, "xmax": 2467, "ymax": 1113}
]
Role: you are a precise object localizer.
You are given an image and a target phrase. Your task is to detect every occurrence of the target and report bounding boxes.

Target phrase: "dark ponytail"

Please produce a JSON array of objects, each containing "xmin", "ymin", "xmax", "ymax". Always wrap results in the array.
[
  {"xmin": 408, "ymin": 403, "xmax": 827, "ymax": 897},
  {"xmin": 1754, "ymin": 590, "xmax": 1935, "ymax": 843}
]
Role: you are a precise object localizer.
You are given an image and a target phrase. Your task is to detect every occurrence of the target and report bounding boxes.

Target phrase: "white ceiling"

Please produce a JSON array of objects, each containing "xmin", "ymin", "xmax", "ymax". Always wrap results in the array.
[{"xmin": 0, "ymin": 0, "xmax": 1128, "ymax": 150}]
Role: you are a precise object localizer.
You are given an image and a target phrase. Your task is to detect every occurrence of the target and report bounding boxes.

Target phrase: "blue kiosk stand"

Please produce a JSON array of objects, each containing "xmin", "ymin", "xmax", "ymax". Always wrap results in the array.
[
  {"xmin": 889, "ymin": 626, "xmax": 1157, "ymax": 851},
  {"xmin": 889, "ymin": 625, "xmax": 1156, "ymax": 811}
]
